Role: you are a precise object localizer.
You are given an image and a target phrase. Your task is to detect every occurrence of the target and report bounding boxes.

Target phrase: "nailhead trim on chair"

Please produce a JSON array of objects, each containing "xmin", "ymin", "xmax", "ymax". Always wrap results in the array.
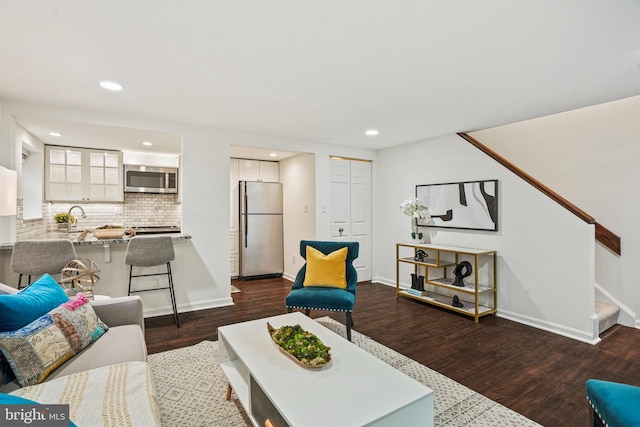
[
  {"xmin": 587, "ymin": 396, "xmax": 608, "ymax": 427},
  {"xmin": 286, "ymin": 305, "xmax": 349, "ymax": 312},
  {"xmin": 286, "ymin": 305, "xmax": 354, "ymax": 341}
]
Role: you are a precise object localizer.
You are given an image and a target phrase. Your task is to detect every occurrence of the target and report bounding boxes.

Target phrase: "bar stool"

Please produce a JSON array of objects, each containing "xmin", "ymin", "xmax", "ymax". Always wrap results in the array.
[
  {"xmin": 10, "ymin": 239, "xmax": 77, "ymax": 289},
  {"xmin": 125, "ymin": 236, "xmax": 180, "ymax": 327}
]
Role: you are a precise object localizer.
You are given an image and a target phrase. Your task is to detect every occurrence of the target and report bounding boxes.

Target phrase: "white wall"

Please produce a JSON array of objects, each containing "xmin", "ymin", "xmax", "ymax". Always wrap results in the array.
[
  {"xmin": 373, "ymin": 134, "xmax": 598, "ymax": 342},
  {"xmin": 281, "ymin": 153, "xmax": 316, "ymax": 280},
  {"xmin": 14, "ymin": 124, "xmax": 44, "ymax": 220},
  {"xmin": 472, "ymin": 95, "xmax": 639, "ymax": 327},
  {"xmin": 0, "ymin": 99, "xmax": 16, "ymax": 243}
]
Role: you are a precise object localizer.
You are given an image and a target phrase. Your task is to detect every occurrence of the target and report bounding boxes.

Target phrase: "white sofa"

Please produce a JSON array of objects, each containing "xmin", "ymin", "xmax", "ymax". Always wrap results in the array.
[{"xmin": 0, "ymin": 282, "xmax": 161, "ymax": 426}]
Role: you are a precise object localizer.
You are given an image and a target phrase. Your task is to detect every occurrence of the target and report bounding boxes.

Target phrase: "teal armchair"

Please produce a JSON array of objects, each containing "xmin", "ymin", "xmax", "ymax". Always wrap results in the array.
[
  {"xmin": 586, "ymin": 379, "xmax": 640, "ymax": 427},
  {"xmin": 285, "ymin": 240, "xmax": 359, "ymax": 341}
]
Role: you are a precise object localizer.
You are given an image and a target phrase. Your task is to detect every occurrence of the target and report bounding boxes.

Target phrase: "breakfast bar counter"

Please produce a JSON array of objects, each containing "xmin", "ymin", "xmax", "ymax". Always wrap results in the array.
[
  {"xmin": 0, "ymin": 233, "xmax": 224, "ymax": 319},
  {"xmin": 0, "ymin": 233, "xmax": 191, "ymax": 251}
]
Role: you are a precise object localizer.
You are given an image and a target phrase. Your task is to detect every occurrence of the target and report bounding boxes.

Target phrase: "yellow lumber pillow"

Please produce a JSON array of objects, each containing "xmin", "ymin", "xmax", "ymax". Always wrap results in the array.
[{"xmin": 303, "ymin": 246, "xmax": 348, "ymax": 289}]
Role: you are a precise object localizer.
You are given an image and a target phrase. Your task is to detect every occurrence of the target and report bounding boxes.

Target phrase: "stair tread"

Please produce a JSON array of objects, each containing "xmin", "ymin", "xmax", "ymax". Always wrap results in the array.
[{"xmin": 595, "ymin": 301, "xmax": 620, "ymax": 318}]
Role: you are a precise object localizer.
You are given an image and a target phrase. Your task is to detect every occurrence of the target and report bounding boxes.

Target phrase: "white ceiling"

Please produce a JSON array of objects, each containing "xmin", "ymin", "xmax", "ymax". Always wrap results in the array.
[{"xmin": 1, "ymin": 1, "xmax": 639, "ymax": 154}]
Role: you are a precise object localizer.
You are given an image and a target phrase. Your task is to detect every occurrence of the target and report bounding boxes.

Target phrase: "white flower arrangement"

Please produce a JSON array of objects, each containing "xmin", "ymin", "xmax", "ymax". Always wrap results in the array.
[
  {"xmin": 400, "ymin": 197, "xmax": 434, "ymax": 241},
  {"xmin": 399, "ymin": 197, "xmax": 434, "ymax": 223}
]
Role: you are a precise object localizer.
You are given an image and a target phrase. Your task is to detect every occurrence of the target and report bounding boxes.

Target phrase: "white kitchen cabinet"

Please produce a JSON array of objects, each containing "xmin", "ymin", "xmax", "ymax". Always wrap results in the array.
[
  {"xmin": 230, "ymin": 254, "xmax": 239, "ymax": 278},
  {"xmin": 237, "ymin": 159, "xmax": 279, "ymax": 182},
  {"xmin": 258, "ymin": 161, "xmax": 279, "ymax": 182},
  {"xmin": 230, "ymin": 159, "xmax": 240, "ymax": 277},
  {"xmin": 122, "ymin": 151, "xmax": 180, "ymax": 168},
  {"xmin": 238, "ymin": 159, "xmax": 260, "ymax": 181},
  {"xmin": 230, "ymin": 159, "xmax": 239, "ymax": 233},
  {"xmin": 45, "ymin": 146, "xmax": 123, "ymax": 202}
]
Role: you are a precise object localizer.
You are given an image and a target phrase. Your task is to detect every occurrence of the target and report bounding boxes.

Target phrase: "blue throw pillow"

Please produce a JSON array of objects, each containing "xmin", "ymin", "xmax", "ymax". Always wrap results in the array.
[
  {"xmin": 0, "ymin": 274, "xmax": 69, "ymax": 332},
  {"xmin": 0, "ymin": 392, "xmax": 39, "ymax": 405},
  {"xmin": 0, "ymin": 393, "xmax": 77, "ymax": 426}
]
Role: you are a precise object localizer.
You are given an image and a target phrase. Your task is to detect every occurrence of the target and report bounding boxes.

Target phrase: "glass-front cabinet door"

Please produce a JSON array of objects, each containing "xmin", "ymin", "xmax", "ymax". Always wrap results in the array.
[
  {"xmin": 47, "ymin": 147, "xmax": 83, "ymax": 201},
  {"xmin": 45, "ymin": 146, "xmax": 123, "ymax": 202},
  {"xmin": 89, "ymin": 150, "xmax": 121, "ymax": 200}
]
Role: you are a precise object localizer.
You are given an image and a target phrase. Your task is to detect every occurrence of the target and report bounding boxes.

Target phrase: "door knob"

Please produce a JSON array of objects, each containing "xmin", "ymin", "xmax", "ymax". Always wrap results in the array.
[{"xmin": 338, "ymin": 227, "xmax": 344, "ymax": 236}]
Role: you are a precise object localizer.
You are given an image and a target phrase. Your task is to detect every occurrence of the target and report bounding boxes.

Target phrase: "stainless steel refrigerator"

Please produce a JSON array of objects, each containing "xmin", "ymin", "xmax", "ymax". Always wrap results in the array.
[{"xmin": 239, "ymin": 181, "xmax": 284, "ymax": 278}]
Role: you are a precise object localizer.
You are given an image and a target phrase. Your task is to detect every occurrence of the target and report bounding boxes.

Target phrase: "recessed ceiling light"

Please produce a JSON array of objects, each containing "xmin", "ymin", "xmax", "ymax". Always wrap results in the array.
[
  {"xmin": 99, "ymin": 80, "xmax": 124, "ymax": 91},
  {"xmin": 142, "ymin": 141, "xmax": 153, "ymax": 146},
  {"xmin": 365, "ymin": 129, "xmax": 379, "ymax": 136},
  {"xmin": 269, "ymin": 153, "xmax": 277, "ymax": 157},
  {"xmin": 48, "ymin": 132, "xmax": 62, "ymax": 137}
]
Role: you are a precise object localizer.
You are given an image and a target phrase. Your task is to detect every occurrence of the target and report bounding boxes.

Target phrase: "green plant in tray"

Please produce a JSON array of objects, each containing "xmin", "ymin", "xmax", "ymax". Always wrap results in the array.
[{"xmin": 268, "ymin": 323, "xmax": 331, "ymax": 367}]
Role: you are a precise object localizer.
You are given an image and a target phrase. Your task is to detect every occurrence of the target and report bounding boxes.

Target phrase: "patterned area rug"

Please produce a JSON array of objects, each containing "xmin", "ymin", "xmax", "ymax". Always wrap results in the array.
[{"xmin": 148, "ymin": 317, "xmax": 540, "ymax": 427}]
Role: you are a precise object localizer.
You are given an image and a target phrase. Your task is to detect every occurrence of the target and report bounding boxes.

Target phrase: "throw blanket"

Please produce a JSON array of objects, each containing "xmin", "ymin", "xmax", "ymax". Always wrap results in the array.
[{"xmin": 10, "ymin": 361, "xmax": 160, "ymax": 427}]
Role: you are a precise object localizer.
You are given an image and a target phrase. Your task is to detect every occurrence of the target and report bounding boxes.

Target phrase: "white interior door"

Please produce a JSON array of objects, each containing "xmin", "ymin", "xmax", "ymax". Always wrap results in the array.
[
  {"xmin": 330, "ymin": 160, "xmax": 350, "ymax": 240},
  {"xmin": 330, "ymin": 158, "xmax": 372, "ymax": 281},
  {"xmin": 350, "ymin": 161, "xmax": 372, "ymax": 281}
]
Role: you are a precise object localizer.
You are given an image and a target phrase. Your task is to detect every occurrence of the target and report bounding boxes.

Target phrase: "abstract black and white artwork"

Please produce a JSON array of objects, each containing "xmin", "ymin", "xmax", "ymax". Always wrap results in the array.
[{"xmin": 416, "ymin": 180, "xmax": 498, "ymax": 231}]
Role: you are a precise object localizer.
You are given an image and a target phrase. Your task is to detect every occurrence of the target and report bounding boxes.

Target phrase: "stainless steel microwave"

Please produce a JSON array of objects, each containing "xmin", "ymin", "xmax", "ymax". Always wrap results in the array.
[{"xmin": 124, "ymin": 165, "xmax": 178, "ymax": 193}]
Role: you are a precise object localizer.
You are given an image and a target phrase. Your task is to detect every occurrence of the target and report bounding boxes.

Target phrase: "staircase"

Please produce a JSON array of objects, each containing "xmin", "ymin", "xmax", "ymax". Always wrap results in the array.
[
  {"xmin": 457, "ymin": 133, "xmax": 627, "ymax": 343},
  {"xmin": 595, "ymin": 301, "xmax": 620, "ymax": 336}
]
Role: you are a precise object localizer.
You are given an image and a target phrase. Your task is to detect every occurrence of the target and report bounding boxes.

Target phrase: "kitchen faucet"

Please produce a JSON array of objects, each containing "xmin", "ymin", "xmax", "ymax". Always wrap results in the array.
[{"xmin": 67, "ymin": 205, "xmax": 86, "ymax": 233}]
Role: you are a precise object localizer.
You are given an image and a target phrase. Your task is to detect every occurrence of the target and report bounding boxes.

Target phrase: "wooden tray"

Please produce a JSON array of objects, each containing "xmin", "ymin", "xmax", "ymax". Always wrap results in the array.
[
  {"xmin": 92, "ymin": 227, "xmax": 133, "ymax": 239},
  {"xmin": 267, "ymin": 322, "xmax": 331, "ymax": 369},
  {"xmin": 92, "ymin": 229, "xmax": 125, "ymax": 239}
]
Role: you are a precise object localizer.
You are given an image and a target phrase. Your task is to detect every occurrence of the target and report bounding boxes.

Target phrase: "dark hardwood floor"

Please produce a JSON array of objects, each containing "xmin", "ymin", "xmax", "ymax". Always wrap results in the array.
[{"xmin": 145, "ymin": 278, "xmax": 640, "ymax": 427}]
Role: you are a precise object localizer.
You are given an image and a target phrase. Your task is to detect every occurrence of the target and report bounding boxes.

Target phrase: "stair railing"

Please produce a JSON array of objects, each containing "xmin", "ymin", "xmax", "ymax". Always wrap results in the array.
[{"xmin": 458, "ymin": 132, "xmax": 621, "ymax": 255}]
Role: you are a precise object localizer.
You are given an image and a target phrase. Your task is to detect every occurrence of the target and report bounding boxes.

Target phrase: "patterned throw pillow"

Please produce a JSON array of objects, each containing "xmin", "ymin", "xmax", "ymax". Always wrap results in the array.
[
  {"xmin": 51, "ymin": 293, "xmax": 108, "ymax": 353},
  {"xmin": 0, "ymin": 293, "xmax": 108, "ymax": 387}
]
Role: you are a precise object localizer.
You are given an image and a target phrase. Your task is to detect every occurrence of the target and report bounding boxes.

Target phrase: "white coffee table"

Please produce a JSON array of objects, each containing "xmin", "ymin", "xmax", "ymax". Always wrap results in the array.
[{"xmin": 219, "ymin": 312, "xmax": 434, "ymax": 427}]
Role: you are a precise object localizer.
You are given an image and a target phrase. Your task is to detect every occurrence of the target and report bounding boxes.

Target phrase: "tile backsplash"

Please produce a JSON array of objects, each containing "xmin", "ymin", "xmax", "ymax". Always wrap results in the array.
[
  {"xmin": 16, "ymin": 193, "xmax": 181, "ymax": 240},
  {"xmin": 15, "ymin": 199, "xmax": 47, "ymax": 239}
]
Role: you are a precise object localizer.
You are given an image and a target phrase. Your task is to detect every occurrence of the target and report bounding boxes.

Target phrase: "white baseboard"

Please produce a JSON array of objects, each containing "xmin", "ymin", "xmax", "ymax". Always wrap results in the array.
[
  {"xmin": 372, "ymin": 276, "xmax": 395, "ymax": 287},
  {"xmin": 282, "ymin": 272, "xmax": 296, "ymax": 282},
  {"xmin": 374, "ymin": 276, "xmax": 599, "ymax": 344},
  {"xmin": 142, "ymin": 297, "xmax": 234, "ymax": 318},
  {"xmin": 497, "ymin": 309, "xmax": 599, "ymax": 345}
]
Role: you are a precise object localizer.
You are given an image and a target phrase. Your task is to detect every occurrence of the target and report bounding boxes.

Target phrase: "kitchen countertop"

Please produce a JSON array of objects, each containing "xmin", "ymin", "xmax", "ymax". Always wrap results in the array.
[{"xmin": 0, "ymin": 232, "xmax": 192, "ymax": 251}]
